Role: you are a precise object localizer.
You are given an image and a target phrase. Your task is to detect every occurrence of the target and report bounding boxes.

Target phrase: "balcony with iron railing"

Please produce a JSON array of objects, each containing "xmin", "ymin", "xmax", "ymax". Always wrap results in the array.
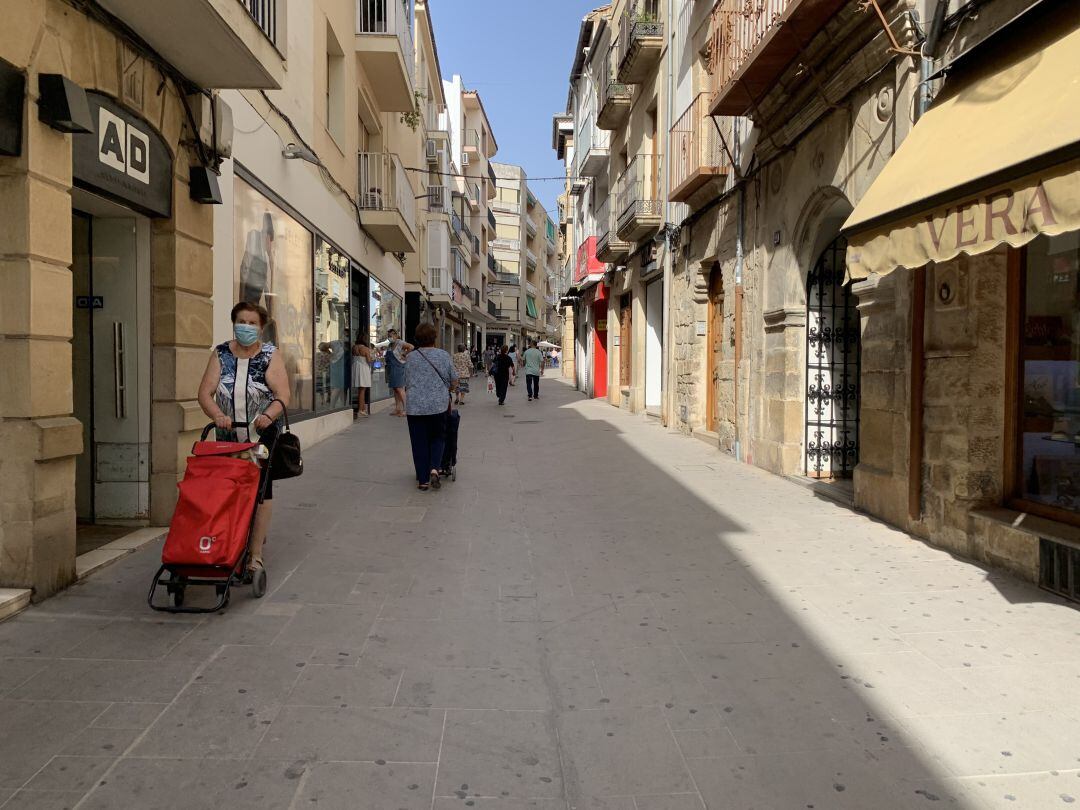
[
  {"xmin": 464, "ymin": 128, "xmax": 481, "ymax": 153},
  {"xmin": 487, "ymin": 253, "xmax": 497, "ymax": 275},
  {"xmin": 596, "ymin": 195, "xmax": 631, "ymax": 263},
  {"xmin": 669, "ymin": 92, "xmax": 730, "ymax": 204},
  {"xmin": 576, "ymin": 112, "xmax": 610, "ymax": 177},
  {"xmin": 617, "ymin": 0, "xmax": 664, "ymax": 85},
  {"xmin": 487, "ymin": 209, "xmax": 497, "ymax": 230},
  {"xmin": 465, "ymin": 181, "xmax": 481, "ymax": 211},
  {"xmin": 356, "ymin": 0, "xmax": 415, "ymax": 112},
  {"xmin": 426, "ymin": 184, "xmax": 447, "ymax": 212},
  {"xmin": 487, "ymin": 298, "xmax": 498, "ymax": 317},
  {"xmin": 358, "ymin": 151, "xmax": 417, "ymax": 252},
  {"xmin": 95, "ymin": 0, "xmax": 284, "ymax": 89},
  {"xmin": 461, "ymin": 222, "xmax": 477, "ymax": 264},
  {"xmin": 707, "ymin": 0, "xmax": 846, "ymax": 117},
  {"xmin": 615, "ymin": 154, "xmax": 662, "ymax": 243},
  {"xmin": 597, "ymin": 66, "xmax": 633, "ymax": 130},
  {"xmin": 450, "ymin": 209, "xmax": 463, "ymax": 244}
]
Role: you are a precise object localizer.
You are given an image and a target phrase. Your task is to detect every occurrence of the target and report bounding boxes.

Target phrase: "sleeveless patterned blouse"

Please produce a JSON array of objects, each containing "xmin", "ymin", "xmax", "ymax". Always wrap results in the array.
[{"xmin": 214, "ymin": 341, "xmax": 277, "ymax": 442}]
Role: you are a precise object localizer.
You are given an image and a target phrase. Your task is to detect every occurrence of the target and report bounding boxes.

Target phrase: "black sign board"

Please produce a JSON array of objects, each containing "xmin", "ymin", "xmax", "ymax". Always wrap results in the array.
[
  {"xmin": 75, "ymin": 296, "xmax": 104, "ymax": 309},
  {"xmin": 72, "ymin": 92, "xmax": 172, "ymax": 218}
]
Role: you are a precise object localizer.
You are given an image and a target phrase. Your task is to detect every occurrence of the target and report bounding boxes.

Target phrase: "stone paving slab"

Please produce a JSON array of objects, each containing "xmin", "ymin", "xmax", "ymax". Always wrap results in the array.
[{"xmin": 0, "ymin": 378, "xmax": 1079, "ymax": 808}]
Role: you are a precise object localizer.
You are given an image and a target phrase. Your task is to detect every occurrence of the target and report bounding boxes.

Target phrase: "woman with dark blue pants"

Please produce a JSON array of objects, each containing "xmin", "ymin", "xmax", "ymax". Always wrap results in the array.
[{"xmin": 404, "ymin": 323, "xmax": 458, "ymax": 491}]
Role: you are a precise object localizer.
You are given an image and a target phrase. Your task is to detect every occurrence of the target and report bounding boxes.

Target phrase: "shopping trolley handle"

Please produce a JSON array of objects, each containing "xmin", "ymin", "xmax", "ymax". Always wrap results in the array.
[{"xmin": 200, "ymin": 422, "xmax": 217, "ymax": 441}]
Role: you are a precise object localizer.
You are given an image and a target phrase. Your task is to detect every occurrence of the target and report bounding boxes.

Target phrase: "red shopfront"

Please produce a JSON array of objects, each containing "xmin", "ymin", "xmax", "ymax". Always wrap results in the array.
[{"xmin": 576, "ymin": 238, "xmax": 608, "ymax": 399}]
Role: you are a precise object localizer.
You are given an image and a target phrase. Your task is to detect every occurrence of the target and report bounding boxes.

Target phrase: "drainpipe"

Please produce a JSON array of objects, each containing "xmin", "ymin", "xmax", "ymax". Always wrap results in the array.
[
  {"xmin": 919, "ymin": 0, "xmax": 948, "ymax": 119},
  {"xmin": 662, "ymin": 0, "xmax": 674, "ymax": 425},
  {"xmin": 733, "ymin": 116, "xmax": 745, "ymax": 463}
]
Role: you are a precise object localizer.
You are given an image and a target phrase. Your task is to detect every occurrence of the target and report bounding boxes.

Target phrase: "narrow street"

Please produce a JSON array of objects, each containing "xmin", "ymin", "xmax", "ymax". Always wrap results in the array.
[{"xmin": 2, "ymin": 377, "xmax": 1080, "ymax": 810}]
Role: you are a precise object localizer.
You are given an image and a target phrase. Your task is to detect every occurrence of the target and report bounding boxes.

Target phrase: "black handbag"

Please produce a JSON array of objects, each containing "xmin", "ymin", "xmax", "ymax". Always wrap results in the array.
[{"xmin": 267, "ymin": 401, "xmax": 303, "ymax": 479}]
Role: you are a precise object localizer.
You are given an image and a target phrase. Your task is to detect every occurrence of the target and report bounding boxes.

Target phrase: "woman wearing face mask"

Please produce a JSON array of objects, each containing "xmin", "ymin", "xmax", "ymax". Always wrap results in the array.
[{"xmin": 197, "ymin": 301, "xmax": 290, "ymax": 577}]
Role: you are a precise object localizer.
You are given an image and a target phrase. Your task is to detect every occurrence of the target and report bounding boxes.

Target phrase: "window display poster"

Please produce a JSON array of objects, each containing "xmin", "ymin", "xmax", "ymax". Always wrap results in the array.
[
  {"xmin": 233, "ymin": 177, "xmax": 314, "ymax": 415},
  {"xmin": 315, "ymin": 236, "xmax": 350, "ymax": 413}
]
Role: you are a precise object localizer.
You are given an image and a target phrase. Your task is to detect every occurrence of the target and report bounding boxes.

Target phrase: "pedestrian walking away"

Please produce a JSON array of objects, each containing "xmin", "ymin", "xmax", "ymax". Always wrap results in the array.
[
  {"xmin": 452, "ymin": 343, "xmax": 473, "ymax": 405},
  {"xmin": 491, "ymin": 344, "xmax": 514, "ymax": 405},
  {"xmin": 377, "ymin": 329, "xmax": 413, "ymax": 417},
  {"xmin": 507, "ymin": 345, "xmax": 518, "ymax": 385},
  {"xmin": 523, "ymin": 340, "xmax": 545, "ymax": 401},
  {"xmin": 196, "ymin": 301, "xmax": 290, "ymax": 576},
  {"xmin": 351, "ymin": 335, "xmax": 374, "ymax": 418},
  {"xmin": 404, "ymin": 323, "xmax": 458, "ymax": 490}
]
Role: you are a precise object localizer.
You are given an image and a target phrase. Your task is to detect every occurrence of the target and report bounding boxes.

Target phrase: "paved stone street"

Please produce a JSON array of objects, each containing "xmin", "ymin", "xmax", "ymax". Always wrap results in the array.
[{"xmin": 2, "ymin": 377, "xmax": 1080, "ymax": 809}]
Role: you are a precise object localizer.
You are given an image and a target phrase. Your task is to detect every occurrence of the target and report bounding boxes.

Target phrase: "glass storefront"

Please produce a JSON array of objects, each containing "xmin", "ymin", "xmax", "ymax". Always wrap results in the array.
[
  {"xmin": 314, "ymin": 236, "xmax": 351, "ymax": 413},
  {"xmin": 234, "ymin": 176, "xmax": 314, "ymax": 417},
  {"xmin": 1019, "ymin": 233, "xmax": 1080, "ymax": 512},
  {"xmin": 369, "ymin": 274, "xmax": 403, "ymax": 402}
]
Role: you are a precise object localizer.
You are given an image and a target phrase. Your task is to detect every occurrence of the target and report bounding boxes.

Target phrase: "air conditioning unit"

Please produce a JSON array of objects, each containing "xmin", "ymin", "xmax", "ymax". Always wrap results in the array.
[
  {"xmin": 461, "ymin": 152, "xmax": 470, "ymax": 166},
  {"xmin": 425, "ymin": 139, "xmax": 437, "ymax": 163},
  {"xmin": 188, "ymin": 93, "xmax": 234, "ymax": 158}
]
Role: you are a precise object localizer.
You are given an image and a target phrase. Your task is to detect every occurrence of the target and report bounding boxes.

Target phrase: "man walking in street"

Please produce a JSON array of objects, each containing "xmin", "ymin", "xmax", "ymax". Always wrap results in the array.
[{"xmin": 523, "ymin": 340, "xmax": 545, "ymax": 402}]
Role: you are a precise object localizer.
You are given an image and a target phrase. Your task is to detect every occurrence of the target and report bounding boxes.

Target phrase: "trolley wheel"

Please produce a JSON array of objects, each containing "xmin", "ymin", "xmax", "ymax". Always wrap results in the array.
[{"xmin": 252, "ymin": 567, "xmax": 267, "ymax": 598}]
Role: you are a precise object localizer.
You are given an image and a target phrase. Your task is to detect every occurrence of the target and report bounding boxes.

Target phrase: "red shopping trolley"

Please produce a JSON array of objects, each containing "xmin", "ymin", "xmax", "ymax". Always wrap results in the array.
[{"xmin": 147, "ymin": 423, "xmax": 277, "ymax": 612}]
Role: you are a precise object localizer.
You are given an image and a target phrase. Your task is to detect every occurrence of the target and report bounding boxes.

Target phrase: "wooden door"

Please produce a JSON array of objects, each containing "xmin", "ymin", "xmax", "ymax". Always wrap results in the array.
[{"xmin": 707, "ymin": 265, "xmax": 724, "ymax": 433}]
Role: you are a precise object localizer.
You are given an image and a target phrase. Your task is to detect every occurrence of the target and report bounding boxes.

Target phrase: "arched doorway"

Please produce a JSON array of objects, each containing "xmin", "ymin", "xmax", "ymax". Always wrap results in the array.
[
  {"xmin": 706, "ymin": 263, "xmax": 724, "ymax": 433},
  {"xmin": 805, "ymin": 236, "xmax": 860, "ymax": 478}
]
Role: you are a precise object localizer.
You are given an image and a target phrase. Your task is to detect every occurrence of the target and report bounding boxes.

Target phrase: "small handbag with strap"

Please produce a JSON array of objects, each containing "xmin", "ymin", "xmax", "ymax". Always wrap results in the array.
[{"xmin": 267, "ymin": 400, "xmax": 303, "ymax": 479}]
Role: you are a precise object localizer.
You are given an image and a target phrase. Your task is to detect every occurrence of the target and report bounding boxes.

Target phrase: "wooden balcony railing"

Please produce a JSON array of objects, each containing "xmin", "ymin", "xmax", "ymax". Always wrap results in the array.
[{"xmin": 669, "ymin": 93, "xmax": 728, "ymax": 202}]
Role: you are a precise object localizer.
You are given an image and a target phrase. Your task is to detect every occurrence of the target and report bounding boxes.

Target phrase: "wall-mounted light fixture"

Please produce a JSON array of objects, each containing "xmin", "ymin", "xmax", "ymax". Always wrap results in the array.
[
  {"xmin": 37, "ymin": 74, "xmax": 92, "ymax": 133},
  {"xmin": 189, "ymin": 166, "xmax": 222, "ymax": 205},
  {"xmin": 282, "ymin": 142, "xmax": 319, "ymax": 164}
]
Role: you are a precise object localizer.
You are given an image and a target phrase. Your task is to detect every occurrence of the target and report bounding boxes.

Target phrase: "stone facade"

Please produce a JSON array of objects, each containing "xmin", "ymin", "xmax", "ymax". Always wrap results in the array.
[{"xmin": 0, "ymin": 0, "xmax": 215, "ymax": 598}]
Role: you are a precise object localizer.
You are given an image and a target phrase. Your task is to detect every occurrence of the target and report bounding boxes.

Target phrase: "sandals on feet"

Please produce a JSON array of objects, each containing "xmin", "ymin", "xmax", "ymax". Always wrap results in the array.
[{"xmin": 429, "ymin": 470, "xmax": 441, "ymax": 490}]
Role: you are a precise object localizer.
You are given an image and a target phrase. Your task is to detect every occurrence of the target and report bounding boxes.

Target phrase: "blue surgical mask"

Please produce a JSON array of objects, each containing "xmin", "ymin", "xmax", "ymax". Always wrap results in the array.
[{"xmin": 234, "ymin": 323, "xmax": 261, "ymax": 346}]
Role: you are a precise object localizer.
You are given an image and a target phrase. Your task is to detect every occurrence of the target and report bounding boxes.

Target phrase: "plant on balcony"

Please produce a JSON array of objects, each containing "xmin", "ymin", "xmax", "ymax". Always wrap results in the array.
[{"xmin": 400, "ymin": 89, "xmax": 426, "ymax": 132}]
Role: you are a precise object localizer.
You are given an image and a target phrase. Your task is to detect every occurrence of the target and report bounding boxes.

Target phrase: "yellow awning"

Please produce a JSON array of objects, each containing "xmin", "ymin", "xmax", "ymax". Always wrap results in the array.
[{"xmin": 844, "ymin": 4, "xmax": 1080, "ymax": 279}]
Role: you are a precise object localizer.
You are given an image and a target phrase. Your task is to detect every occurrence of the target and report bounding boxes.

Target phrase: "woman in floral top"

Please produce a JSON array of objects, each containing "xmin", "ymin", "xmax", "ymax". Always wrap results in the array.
[{"xmin": 452, "ymin": 343, "xmax": 473, "ymax": 406}]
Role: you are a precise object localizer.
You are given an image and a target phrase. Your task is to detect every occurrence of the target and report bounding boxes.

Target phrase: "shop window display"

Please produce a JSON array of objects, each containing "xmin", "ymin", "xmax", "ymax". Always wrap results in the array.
[
  {"xmin": 1019, "ymin": 233, "xmax": 1080, "ymax": 512},
  {"xmin": 234, "ymin": 177, "xmax": 314, "ymax": 415},
  {"xmin": 315, "ymin": 236, "xmax": 351, "ymax": 413},
  {"xmin": 369, "ymin": 275, "xmax": 403, "ymax": 402}
]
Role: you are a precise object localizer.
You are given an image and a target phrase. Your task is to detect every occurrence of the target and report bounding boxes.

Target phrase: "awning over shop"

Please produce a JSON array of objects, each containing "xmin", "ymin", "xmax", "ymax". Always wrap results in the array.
[{"xmin": 843, "ymin": 3, "xmax": 1080, "ymax": 279}]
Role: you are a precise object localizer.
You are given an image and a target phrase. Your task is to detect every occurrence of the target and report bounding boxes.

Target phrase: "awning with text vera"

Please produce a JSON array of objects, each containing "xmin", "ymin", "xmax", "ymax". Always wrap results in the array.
[{"xmin": 843, "ymin": 4, "xmax": 1080, "ymax": 280}]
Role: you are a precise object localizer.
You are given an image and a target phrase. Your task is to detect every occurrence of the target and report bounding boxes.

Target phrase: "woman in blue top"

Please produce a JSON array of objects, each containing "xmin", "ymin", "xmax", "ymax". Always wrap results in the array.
[
  {"xmin": 197, "ymin": 302, "xmax": 290, "ymax": 574},
  {"xmin": 404, "ymin": 323, "xmax": 457, "ymax": 491},
  {"xmin": 377, "ymin": 329, "xmax": 413, "ymax": 417}
]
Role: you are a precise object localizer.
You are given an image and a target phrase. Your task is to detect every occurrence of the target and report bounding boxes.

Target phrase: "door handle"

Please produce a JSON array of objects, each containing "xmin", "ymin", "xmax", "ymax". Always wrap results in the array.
[{"xmin": 113, "ymin": 321, "xmax": 127, "ymax": 419}]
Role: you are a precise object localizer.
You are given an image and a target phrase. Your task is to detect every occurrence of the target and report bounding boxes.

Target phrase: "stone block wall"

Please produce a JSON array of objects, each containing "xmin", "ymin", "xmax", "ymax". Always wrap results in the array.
[{"xmin": 0, "ymin": 0, "xmax": 212, "ymax": 597}]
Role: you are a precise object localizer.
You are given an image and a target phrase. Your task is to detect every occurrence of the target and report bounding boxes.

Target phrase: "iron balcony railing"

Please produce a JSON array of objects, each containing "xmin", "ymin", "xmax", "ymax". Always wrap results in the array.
[
  {"xmin": 464, "ymin": 128, "xmax": 480, "ymax": 151},
  {"xmin": 240, "ymin": 0, "xmax": 278, "ymax": 46},
  {"xmin": 599, "ymin": 69, "xmax": 632, "ymax": 114},
  {"xmin": 487, "ymin": 163, "xmax": 497, "ymax": 187},
  {"xmin": 487, "ymin": 253, "xmax": 497, "ymax": 272},
  {"xmin": 462, "ymin": 222, "xmax": 476, "ymax": 255},
  {"xmin": 488, "ymin": 209, "xmax": 497, "ymax": 230},
  {"xmin": 466, "ymin": 181, "xmax": 481, "ymax": 207},
  {"xmin": 617, "ymin": 0, "xmax": 663, "ymax": 76},
  {"xmin": 471, "ymin": 233, "xmax": 481, "ymax": 256},
  {"xmin": 450, "ymin": 210, "xmax": 463, "ymax": 242},
  {"xmin": 669, "ymin": 92, "xmax": 727, "ymax": 197},
  {"xmin": 427, "ymin": 184, "xmax": 447, "ymax": 212},
  {"xmin": 357, "ymin": 151, "xmax": 416, "ymax": 236},
  {"xmin": 710, "ymin": 0, "xmax": 788, "ymax": 103},
  {"xmin": 487, "ymin": 299, "xmax": 498, "ymax": 317},
  {"xmin": 616, "ymin": 154, "xmax": 662, "ymax": 225},
  {"xmin": 357, "ymin": 0, "xmax": 414, "ymax": 73}
]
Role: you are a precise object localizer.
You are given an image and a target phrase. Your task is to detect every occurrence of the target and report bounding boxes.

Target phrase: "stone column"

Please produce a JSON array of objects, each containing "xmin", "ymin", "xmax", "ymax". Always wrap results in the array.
[
  {"xmin": 760, "ymin": 306, "xmax": 807, "ymax": 474},
  {"xmin": 0, "ymin": 29, "xmax": 81, "ymax": 597},
  {"xmin": 851, "ymin": 271, "xmax": 909, "ymax": 527}
]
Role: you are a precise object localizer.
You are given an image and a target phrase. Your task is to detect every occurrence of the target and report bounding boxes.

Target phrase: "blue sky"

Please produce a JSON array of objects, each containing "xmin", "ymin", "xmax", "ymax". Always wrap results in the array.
[{"xmin": 428, "ymin": 0, "xmax": 600, "ymax": 222}]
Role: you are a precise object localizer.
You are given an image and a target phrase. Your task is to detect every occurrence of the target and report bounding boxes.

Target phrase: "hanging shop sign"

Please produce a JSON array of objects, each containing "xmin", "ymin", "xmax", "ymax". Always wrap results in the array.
[{"xmin": 72, "ymin": 92, "xmax": 172, "ymax": 218}]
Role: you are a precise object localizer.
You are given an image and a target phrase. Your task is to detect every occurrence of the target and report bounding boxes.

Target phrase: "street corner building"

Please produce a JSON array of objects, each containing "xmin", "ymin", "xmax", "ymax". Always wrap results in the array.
[
  {"xmin": 554, "ymin": 0, "xmax": 1080, "ymax": 595},
  {"xmin": 0, "ymin": 0, "xmax": 284, "ymax": 599}
]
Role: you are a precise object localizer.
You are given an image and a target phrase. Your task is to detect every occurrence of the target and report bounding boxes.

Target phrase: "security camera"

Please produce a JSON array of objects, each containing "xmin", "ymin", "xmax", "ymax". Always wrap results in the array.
[{"xmin": 282, "ymin": 143, "xmax": 319, "ymax": 165}]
